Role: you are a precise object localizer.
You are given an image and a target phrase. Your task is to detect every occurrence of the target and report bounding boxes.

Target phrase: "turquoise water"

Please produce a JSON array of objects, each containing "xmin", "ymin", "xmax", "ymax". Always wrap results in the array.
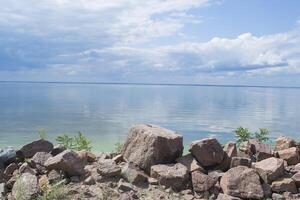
[{"xmin": 0, "ymin": 82, "xmax": 300, "ymax": 152}]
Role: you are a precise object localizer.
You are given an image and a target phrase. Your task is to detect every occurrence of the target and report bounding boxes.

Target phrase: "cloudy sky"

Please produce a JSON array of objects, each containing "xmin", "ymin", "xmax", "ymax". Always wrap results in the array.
[{"xmin": 0, "ymin": 0, "xmax": 300, "ymax": 86}]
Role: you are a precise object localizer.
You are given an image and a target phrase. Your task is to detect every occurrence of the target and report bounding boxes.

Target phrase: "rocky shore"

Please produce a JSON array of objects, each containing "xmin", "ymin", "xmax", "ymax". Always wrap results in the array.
[{"xmin": 1, "ymin": 124, "xmax": 300, "ymax": 200}]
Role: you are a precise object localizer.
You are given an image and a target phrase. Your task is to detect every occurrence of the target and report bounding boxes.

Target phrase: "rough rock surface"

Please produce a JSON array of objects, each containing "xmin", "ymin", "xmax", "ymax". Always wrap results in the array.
[
  {"xmin": 220, "ymin": 166, "xmax": 264, "ymax": 199},
  {"xmin": 275, "ymin": 137, "xmax": 297, "ymax": 151},
  {"xmin": 16, "ymin": 139, "xmax": 53, "ymax": 159},
  {"xmin": 271, "ymin": 178, "xmax": 297, "ymax": 194},
  {"xmin": 254, "ymin": 157, "xmax": 284, "ymax": 183},
  {"xmin": 122, "ymin": 124, "xmax": 184, "ymax": 173},
  {"xmin": 12, "ymin": 173, "xmax": 38, "ymax": 200},
  {"xmin": 176, "ymin": 154, "xmax": 204, "ymax": 173},
  {"xmin": 150, "ymin": 163, "xmax": 189, "ymax": 191},
  {"xmin": 97, "ymin": 159, "xmax": 121, "ymax": 177},
  {"xmin": 121, "ymin": 162, "xmax": 148, "ymax": 184},
  {"xmin": 292, "ymin": 172, "xmax": 300, "ymax": 188},
  {"xmin": 31, "ymin": 152, "xmax": 52, "ymax": 173},
  {"xmin": 230, "ymin": 157, "xmax": 252, "ymax": 168},
  {"xmin": 189, "ymin": 138, "xmax": 224, "ymax": 167},
  {"xmin": 278, "ymin": 147, "xmax": 300, "ymax": 165},
  {"xmin": 191, "ymin": 171, "xmax": 217, "ymax": 193},
  {"xmin": 44, "ymin": 150, "xmax": 85, "ymax": 176}
]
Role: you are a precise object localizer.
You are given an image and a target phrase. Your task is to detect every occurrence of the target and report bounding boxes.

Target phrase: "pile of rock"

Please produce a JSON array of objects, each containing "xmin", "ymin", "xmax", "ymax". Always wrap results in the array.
[{"xmin": 1, "ymin": 124, "xmax": 300, "ymax": 200}]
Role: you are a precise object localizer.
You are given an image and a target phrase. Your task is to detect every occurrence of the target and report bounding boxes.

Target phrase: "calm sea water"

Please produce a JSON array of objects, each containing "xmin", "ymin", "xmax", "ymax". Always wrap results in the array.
[{"xmin": 0, "ymin": 82, "xmax": 300, "ymax": 152}]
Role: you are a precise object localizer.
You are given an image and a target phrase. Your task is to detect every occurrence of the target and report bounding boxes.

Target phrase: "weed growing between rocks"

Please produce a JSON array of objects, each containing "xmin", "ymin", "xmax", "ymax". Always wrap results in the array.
[
  {"xmin": 235, "ymin": 127, "xmax": 270, "ymax": 145},
  {"xmin": 35, "ymin": 180, "xmax": 68, "ymax": 200},
  {"xmin": 55, "ymin": 132, "xmax": 92, "ymax": 152}
]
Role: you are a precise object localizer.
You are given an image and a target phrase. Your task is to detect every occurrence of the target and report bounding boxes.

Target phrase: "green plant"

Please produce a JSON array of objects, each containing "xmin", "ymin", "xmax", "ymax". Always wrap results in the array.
[
  {"xmin": 114, "ymin": 141, "xmax": 124, "ymax": 154},
  {"xmin": 38, "ymin": 128, "xmax": 46, "ymax": 140},
  {"xmin": 255, "ymin": 128, "xmax": 270, "ymax": 142},
  {"xmin": 35, "ymin": 180, "xmax": 69, "ymax": 200},
  {"xmin": 56, "ymin": 132, "xmax": 92, "ymax": 152},
  {"xmin": 15, "ymin": 174, "xmax": 28, "ymax": 200},
  {"xmin": 235, "ymin": 127, "xmax": 270, "ymax": 145}
]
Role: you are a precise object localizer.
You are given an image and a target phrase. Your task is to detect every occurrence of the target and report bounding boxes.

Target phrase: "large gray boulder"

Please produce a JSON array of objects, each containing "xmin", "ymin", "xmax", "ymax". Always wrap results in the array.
[
  {"xmin": 16, "ymin": 139, "xmax": 53, "ymax": 159},
  {"xmin": 220, "ymin": 166, "xmax": 264, "ymax": 199},
  {"xmin": 44, "ymin": 150, "xmax": 85, "ymax": 176},
  {"xmin": 12, "ymin": 173, "xmax": 38, "ymax": 200},
  {"xmin": 189, "ymin": 138, "xmax": 224, "ymax": 167},
  {"xmin": 254, "ymin": 157, "xmax": 284, "ymax": 183},
  {"xmin": 122, "ymin": 124, "xmax": 183, "ymax": 173},
  {"xmin": 150, "ymin": 163, "xmax": 189, "ymax": 191}
]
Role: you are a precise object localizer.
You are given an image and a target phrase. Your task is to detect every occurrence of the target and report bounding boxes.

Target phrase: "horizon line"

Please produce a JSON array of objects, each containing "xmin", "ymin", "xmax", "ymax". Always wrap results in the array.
[{"xmin": 0, "ymin": 80, "xmax": 300, "ymax": 89}]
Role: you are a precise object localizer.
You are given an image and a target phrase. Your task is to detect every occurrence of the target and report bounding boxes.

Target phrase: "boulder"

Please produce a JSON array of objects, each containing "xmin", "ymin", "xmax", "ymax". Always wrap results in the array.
[
  {"xmin": 16, "ymin": 139, "xmax": 53, "ymax": 159},
  {"xmin": 122, "ymin": 124, "xmax": 183, "ymax": 173},
  {"xmin": 0, "ymin": 147, "xmax": 16, "ymax": 167},
  {"xmin": 220, "ymin": 166, "xmax": 264, "ymax": 199},
  {"xmin": 121, "ymin": 162, "xmax": 148, "ymax": 184},
  {"xmin": 276, "ymin": 137, "xmax": 297, "ymax": 151},
  {"xmin": 254, "ymin": 157, "xmax": 285, "ymax": 183},
  {"xmin": 216, "ymin": 193, "xmax": 241, "ymax": 200},
  {"xmin": 150, "ymin": 163, "xmax": 189, "ymax": 191},
  {"xmin": 12, "ymin": 173, "xmax": 38, "ymax": 200},
  {"xmin": 271, "ymin": 178, "xmax": 297, "ymax": 194},
  {"xmin": 278, "ymin": 147, "xmax": 300, "ymax": 165},
  {"xmin": 230, "ymin": 157, "xmax": 252, "ymax": 168},
  {"xmin": 292, "ymin": 172, "xmax": 300, "ymax": 188},
  {"xmin": 189, "ymin": 138, "xmax": 224, "ymax": 167},
  {"xmin": 51, "ymin": 144, "xmax": 66, "ymax": 156},
  {"xmin": 191, "ymin": 171, "xmax": 217, "ymax": 193},
  {"xmin": 44, "ymin": 150, "xmax": 85, "ymax": 176},
  {"xmin": 216, "ymin": 142, "xmax": 237, "ymax": 171},
  {"xmin": 97, "ymin": 159, "xmax": 121, "ymax": 177},
  {"xmin": 176, "ymin": 154, "xmax": 205, "ymax": 173},
  {"xmin": 31, "ymin": 152, "xmax": 52, "ymax": 173}
]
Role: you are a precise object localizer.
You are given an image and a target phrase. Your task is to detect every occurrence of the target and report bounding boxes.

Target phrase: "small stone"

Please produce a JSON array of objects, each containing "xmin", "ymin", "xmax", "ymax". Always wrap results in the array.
[
  {"xmin": 84, "ymin": 176, "xmax": 96, "ymax": 185},
  {"xmin": 271, "ymin": 178, "xmax": 297, "ymax": 194},
  {"xmin": 278, "ymin": 147, "xmax": 300, "ymax": 165},
  {"xmin": 230, "ymin": 157, "xmax": 251, "ymax": 168},
  {"xmin": 150, "ymin": 163, "xmax": 189, "ymax": 191},
  {"xmin": 148, "ymin": 177, "xmax": 158, "ymax": 185},
  {"xmin": 189, "ymin": 138, "xmax": 224, "ymax": 167},
  {"xmin": 97, "ymin": 159, "xmax": 121, "ymax": 177},
  {"xmin": 254, "ymin": 157, "xmax": 284, "ymax": 183},
  {"xmin": 16, "ymin": 139, "xmax": 53, "ymax": 159}
]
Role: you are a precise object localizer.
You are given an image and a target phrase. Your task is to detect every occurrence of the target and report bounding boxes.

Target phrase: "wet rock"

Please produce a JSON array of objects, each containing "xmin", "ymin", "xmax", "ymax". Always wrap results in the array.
[
  {"xmin": 191, "ymin": 171, "xmax": 217, "ymax": 193},
  {"xmin": 121, "ymin": 162, "xmax": 148, "ymax": 184},
  {"xmin": 150, "ymin": 163, "xmax": 189, "ymax": 191},
  {"xmin": 12, "ymin": 173, "xmax": 38, "ymax": 200},
  {"xmin": 0, "ymin": 147, "xmax": 16, "ymax": 167},
  {"xmin": 176, "ymin": 154, "xmax": 205, "ymax": 173},
  {"xmin": 220, "ymin": 166, "xmax": 264, "ymax": 199},
  {"xmin": 189, "ymin": 138, "xmax": 224, "ymax": 167},
  {"xmin": 271, "ymin": 178, "xmax": 297, "ymax": 194},
  {"xmin": 51, "ymin": 144, "xmax": 66, "ymax": 156},
  {"xmin": 16, "ymin": 139, "xmax": 53, "ymax": 159},
  {"xmin": 44, "ymin": 150, "xmax": 85, "ymax": 176},
  {"xmin": 31, "ymin": 152, "xmax": 52, "ymax": 173},
  {"xmin": 97, "ymin": 159, "xmax": 121, "ymax": 177},
  {"xmin": 254, "ymin": 157, "xmax": 285, "ymax": 183},
  {"xmin": 276, "ymin": 137, "xmax": 297, "ymax": 151},
  {"xmin": 278, "ymin": 147, "xmax": 300, "ymax": 165},
  {"xmin": 216, "ymin": 193, "xmax": 241, "ymax": 200},
  {"xmin": 122, "ymin": 124, "xmax": 183, "ymax": 173},
  {"xmin": 230, "ymin": 157, "xmax": 252, "ymax": 168}
]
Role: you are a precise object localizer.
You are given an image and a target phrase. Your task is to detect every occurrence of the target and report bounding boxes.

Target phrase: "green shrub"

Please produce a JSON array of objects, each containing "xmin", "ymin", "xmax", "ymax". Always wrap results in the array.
[
  {"xmin": 35, "ymin": 180, "xmax": 68, "ymax": 200},
  {"xmin": 114, "ymin": 141, "xmax": 124, "ymax": 154},
  {"xmin": 235, "ymin": 127, "xmax": 270, "ymax": 145},
  {"xmin": 38, "ymin": 128, "xmax": 46, "ymax": 140},
  {"xmin": 56, "ymin": 132, "xmax": 92, "ymax": 152}
]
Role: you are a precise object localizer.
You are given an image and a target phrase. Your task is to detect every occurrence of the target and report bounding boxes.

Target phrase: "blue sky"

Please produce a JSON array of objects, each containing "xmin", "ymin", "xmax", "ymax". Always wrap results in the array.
[{"xmin": 0, "ymin": 0, "xmax": 300, "ymax": 86}]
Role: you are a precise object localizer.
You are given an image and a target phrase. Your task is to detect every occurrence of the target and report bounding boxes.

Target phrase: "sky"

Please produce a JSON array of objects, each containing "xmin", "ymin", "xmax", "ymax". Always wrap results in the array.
[{"xmin": 0, "ymin": 0, "xmax": 300, "ymax": 86}]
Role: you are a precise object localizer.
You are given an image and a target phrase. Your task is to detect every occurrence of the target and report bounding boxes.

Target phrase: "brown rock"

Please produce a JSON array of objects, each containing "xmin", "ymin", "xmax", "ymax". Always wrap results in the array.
[
  {"xmin": 276, "ymin": 137, "xmax": 297, "ymax": 151},
  {"xmin": 254, "ymin": 157, "xmax": 285, "ymax": 183},
  {"xmin": 121, "ymin": 162, "xmax": 148, "ymax": 184},
  {"xmin": 176, "ymin": 154, "xmax": 205, "ymax": 173},
  {"xmin": 220, "ymin": 166, "xmax": 264, "ymax": 199},
  {"xmin": 44, "ymin": 150, "xmax": 85, "ymax": 176},
  {"xmin": 278, "ymin": 147, "xmax": 300, "ymax": 165},
  {"xmin": 150, "ymin": 163, "xmax": 189, "ymax": 191},
  {"xmin": 189, "ymin": 138, "xmax": 224, "ymax": 167},
  {"xmin": 122, "ymin": 124, "xmax": 183, "ymax": 173},
  {"xmin": 191, "ymin": 171, "xmax": 217, "ymax": 193},
  {"xmin": 255, "ymin": 143, "xmax": 273, "ymax": 161},
  {"xmin": 97, "ymin": 159, "xmax": 121, "ymax": 177},
  {"xmin": 77, "ymin": 151, "xmax": 96, "ymax": 163},
  {"xmin": 230, "ymin": 157, "xmax": 251, "ymax": 168},
  {"xmin": 16, "ymin": 139, "xmax": 53, "ymax": 159},
  {"xmin": 271, "ymin": 178, "xmax": 297, "ymax": 193},
  {"xmin": 31, "ymin": 152, "xmax": 52, "ymax": 173},
  {"xmin": 216, "ymin": 193, "xmax": 241, "ymax": 200}
]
